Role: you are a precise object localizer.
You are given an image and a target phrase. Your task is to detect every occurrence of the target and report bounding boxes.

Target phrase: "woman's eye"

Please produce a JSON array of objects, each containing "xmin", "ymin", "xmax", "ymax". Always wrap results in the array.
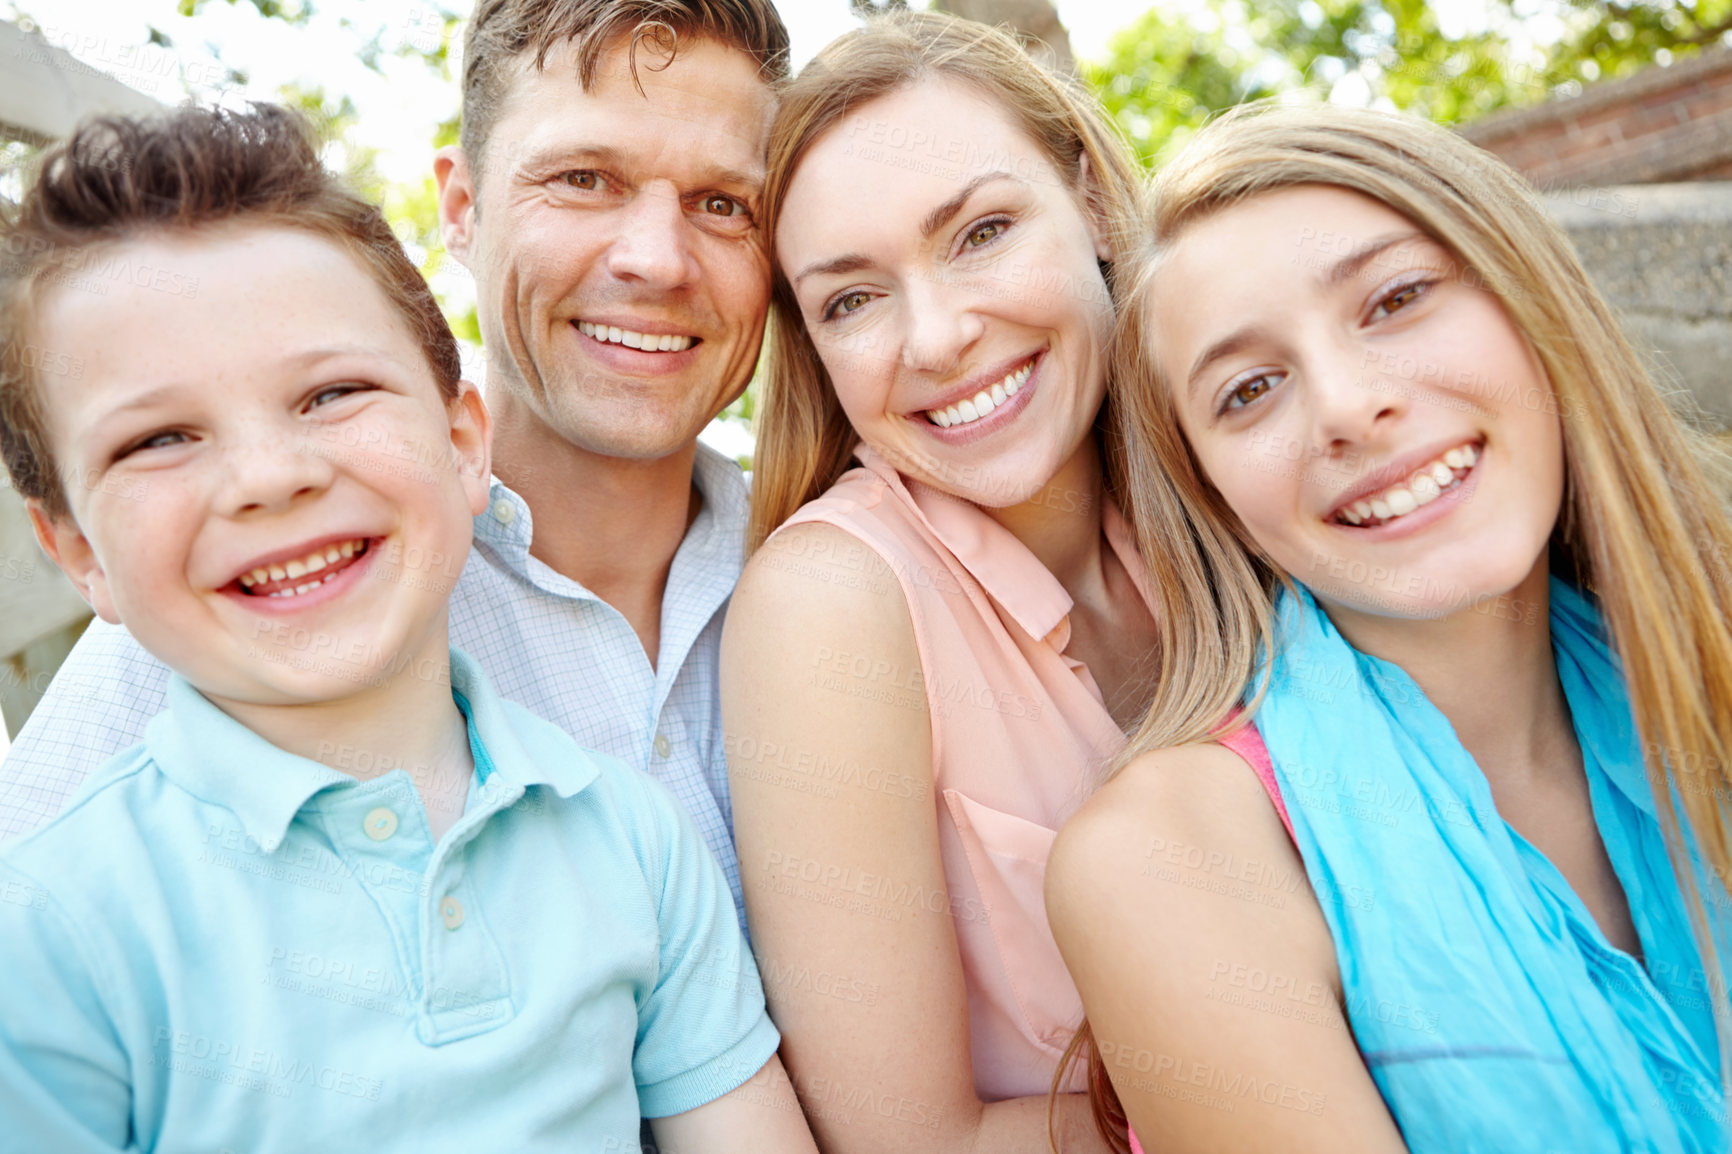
[
  {"xmin": 963, "ymin": 221, "xmax": 1004, "ymax": 249},
  {"xmin": 701, "ymin": 194, "xmax": 744, "ymax": 218},
  {"xmin": 824, "ymin": 291, "xmax": 872, "ymax": 321},
  {"xmin": 1222, "ymin": 373, "xmax": 1283, "ymax": 413},
  {"xmin": 1370, "ymin": 280, "xmax": 1431, "ymax": 321}
]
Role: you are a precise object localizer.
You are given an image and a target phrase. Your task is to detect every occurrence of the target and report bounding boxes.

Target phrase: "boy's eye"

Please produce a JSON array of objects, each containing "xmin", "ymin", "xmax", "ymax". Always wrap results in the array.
[
  {"xmin": 307, "ymin": 383, "xmax": 374, "ymax": 410},
  {"xmin": 123, "ymin": 430, "xmax": 189, "ymax": 456}
]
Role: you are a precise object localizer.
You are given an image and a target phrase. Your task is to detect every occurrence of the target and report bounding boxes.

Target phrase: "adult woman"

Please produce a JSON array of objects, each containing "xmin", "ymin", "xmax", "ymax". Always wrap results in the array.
[
  {"xmin": 1047, "ymin": 104, "xmax": 1732, "ymax": 1154},
  {"xmin": 719, "ymin": 12, "xmax": 1227, "ymax": 1152}
]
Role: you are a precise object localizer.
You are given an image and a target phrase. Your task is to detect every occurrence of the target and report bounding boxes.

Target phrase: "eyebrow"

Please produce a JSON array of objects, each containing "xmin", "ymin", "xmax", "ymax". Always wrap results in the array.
[
  {"xmin": 792, "ymin": 171, "xmax": 1022, "ymax": 289},
  {"xmin": 516, "ymin": 143, "xmax": 763, "ymax": 193},
  {"xmin": 1183, "ymin": 231, "xmax": 1429, "ymax": 395},
  {"xmin": 920, "ymin": 171, "xmax": 1017, "ymax": 239}
]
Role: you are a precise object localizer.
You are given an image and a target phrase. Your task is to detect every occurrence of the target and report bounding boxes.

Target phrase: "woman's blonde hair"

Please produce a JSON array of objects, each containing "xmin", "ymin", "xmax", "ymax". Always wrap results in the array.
[
  {"xmin": 1058, "ymin": 101, "xmax": 1732, "ymax": 1153},
  {"xmin": 749, "ymin": 9, "xmax": 1147, "ymax": 551}
]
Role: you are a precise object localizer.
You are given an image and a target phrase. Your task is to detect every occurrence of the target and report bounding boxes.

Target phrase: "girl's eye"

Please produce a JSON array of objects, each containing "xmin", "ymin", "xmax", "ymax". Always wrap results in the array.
[
  {"xmin": 1370, "ymin": 279, "xmax": 1432, "ymax": 321},
  {"xmin": 1221, "ymin": 372, "xmax": 1284, "ymax": 413},
  {"xmin": 823, "ymin": 290, "xmax": 872, "ymax": 322},
  {"xmin": 963, "ymin": 220, "xmax": 1005, "ymax": 250}
]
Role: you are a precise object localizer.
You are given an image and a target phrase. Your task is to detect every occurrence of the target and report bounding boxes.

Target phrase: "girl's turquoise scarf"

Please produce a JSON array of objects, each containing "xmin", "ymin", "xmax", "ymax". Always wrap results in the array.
[{"xmin": 1258, "ymin": 578, "xmax": 1726, "ymax": 1152}]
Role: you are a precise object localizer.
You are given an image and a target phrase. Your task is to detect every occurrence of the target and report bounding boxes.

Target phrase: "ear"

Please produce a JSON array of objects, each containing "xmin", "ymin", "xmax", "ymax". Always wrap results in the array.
[
  {"xmin": 1077, "ymin": 151, "xmax": 1114, "ymax": 265},
  {"xmin": 434, "ymin": 146, "xmax": 479, "ymax": 267},
  {"xmin": 27, "ymin": 499, "xmax": 121, "ymax": 625},
  {"xmin": 446, "ymin": 379, "xmax": 494, "ymax": 516}
]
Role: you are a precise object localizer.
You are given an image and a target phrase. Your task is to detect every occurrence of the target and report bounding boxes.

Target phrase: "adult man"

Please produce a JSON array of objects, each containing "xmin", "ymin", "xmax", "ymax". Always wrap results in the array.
[{"xmin": 0, "ymin": 0, "xmax": 787, "ymax": 926}]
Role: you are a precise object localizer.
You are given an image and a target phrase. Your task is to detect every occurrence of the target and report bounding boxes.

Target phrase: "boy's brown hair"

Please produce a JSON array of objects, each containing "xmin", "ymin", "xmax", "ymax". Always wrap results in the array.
[
  {"xmin": 0, "ymin": 103, "xmax": 462, "ymax": 519},
  {"xmin": 459, "ymin": 0, "xmax": 791, "ymax": 175}
]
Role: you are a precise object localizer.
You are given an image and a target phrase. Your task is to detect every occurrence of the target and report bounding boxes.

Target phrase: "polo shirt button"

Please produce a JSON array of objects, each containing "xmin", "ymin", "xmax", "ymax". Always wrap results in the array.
[
  {"xmin": 363, "ymin": 807, "xmax": 399, "ymax": 841},
  {"xmin": 491, "ymin": 498, "xmax": 515, "ymax": 525},
  {"xmin": 654, "ymin": 733, "xmax": 671, "ymax": 759},
  {"xmin": 441, "ymin": 896, "xmax": 465, "ymax": 930}
]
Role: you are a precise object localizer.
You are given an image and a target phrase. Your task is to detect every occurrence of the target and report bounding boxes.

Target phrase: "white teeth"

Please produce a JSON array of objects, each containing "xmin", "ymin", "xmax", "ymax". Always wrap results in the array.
[
  {"xmin": 923, "ymin": 359, "xmax": 1035, "ymax": 427},
  {"xmin": 244, "ymin": 539, "xmax": 367, "ymax": 594},
  {"xmin": 577, "ymin": 320, "xmax": 693, "ymax": 353},
  {"xmin": 1336, "ymin": 442, "xmax": 1481, "ymax": 528}
]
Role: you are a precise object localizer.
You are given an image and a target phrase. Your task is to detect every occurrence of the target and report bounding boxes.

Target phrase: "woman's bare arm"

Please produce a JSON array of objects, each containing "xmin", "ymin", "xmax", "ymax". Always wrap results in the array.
[
  {"xmin": 722, "ymin": 522, "xmax": 1111, "ymax": 1154},
  {"xmin": 1046, "ymin": 743, "xmax": 1408, "ymax": 1154}
]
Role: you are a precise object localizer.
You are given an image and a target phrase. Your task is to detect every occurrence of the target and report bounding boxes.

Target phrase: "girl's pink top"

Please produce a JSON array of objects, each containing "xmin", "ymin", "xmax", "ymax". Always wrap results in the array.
[{"xmin": 776, "ymin": 445, "xmax": 1281, "ymax": 1102}]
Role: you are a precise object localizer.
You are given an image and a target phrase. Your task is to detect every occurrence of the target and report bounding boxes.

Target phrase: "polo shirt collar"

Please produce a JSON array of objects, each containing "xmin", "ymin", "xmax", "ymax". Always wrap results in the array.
[
  {"xmin": 145, "ymin": 648, "xmax": 598, "ymax": 855},
  {"xmin": 471, "ymin": 441, "xmax": 750, "ymax": 590},
  {"xmin": 853, "ymin": 443, "xmax": 1076, "ymax": 644}
]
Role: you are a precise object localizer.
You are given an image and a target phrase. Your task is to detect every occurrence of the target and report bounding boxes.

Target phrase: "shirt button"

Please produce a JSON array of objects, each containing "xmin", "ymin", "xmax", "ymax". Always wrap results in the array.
[
  {"xmin": 654, "ymin": 733, "xmax": 671, "ymax": 759},
  {"xmin": 363, "ymin": 807, "xmax": 399, "ymax": 841},
  {"xmin": 440, "ymin": 896, "xmax": 465, "ymax": 930},
  {"xmin": 491, "ymin": 498, "xmax": 515, "ymax": 525}
]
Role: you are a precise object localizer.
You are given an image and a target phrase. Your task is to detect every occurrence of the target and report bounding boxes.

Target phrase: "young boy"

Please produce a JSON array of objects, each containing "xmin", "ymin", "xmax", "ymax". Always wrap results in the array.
[{"xmin": 0, "ymin": 105, "xmax": 814, "ymax": 1154}]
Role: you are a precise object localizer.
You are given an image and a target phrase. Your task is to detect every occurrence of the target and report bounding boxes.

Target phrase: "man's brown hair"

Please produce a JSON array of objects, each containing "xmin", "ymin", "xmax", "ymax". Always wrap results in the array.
[
  {"xmin": 459, "ymin": 0, "xmax": 791, "ymax": 174},
  {"xmin": 0, "ymin": 103, "xmax": 462, "ymax": 520}
]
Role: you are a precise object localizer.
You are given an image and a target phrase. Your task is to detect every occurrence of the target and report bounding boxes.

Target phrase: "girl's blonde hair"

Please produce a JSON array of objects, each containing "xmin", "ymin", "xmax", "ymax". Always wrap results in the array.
[
  {"xmin": 749, "ymin": 9, "xmax": 1146, "ymax": 551},
  {"xmin": 1058, "ymin": 102, "xmax": 1732, "ymax": 1153}
]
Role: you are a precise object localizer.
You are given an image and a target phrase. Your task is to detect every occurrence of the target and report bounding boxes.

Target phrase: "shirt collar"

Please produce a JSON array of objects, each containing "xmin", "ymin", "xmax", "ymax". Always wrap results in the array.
[
  {"xmin": 145, "ymin": 649, "xmax": 598, "ymax": 854},
  {"xmin": 471, "ymin": 440, "xmax": 750, "ymax": 592},
  {"xmin": 852, "ymin": 443, "xmax": 1140, "ymax": 645}
]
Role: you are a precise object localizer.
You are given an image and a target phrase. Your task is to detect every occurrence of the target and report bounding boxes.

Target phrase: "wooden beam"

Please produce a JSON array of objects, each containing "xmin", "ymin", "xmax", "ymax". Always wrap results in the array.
[{"xmin": 0, "ymin": 19, "xmax": 163, "ymax": 144}]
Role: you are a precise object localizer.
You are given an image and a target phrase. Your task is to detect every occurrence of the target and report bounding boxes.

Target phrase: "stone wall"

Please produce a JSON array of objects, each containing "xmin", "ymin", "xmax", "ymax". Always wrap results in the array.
[{"xmin": 1542, "ymin": 182, "xmax": 1732, "ymax": 429}]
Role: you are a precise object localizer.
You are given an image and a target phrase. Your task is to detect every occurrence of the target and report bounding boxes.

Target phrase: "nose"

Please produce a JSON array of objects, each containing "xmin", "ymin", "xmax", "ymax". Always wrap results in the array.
[
  {"xmin": 1307, "ymin": 340, "xmax": 1405, "ymax": 454},
  {"xmin": 213, "ymin": 420, "xmax": 337, "ymax": 518},
  {"xmin": 900, "ymin": 271, "xmax": 984, "ymax": 376},
  {"xmin": 604, "ymin": 183, "xmax": 696, "ymax": 289}
]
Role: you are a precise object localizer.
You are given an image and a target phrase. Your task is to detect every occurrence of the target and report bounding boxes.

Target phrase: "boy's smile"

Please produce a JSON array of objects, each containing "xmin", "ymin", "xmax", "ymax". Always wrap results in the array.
[{"xmin": 31, "ymin": 225, "xmax": 491, "ymax": 711}]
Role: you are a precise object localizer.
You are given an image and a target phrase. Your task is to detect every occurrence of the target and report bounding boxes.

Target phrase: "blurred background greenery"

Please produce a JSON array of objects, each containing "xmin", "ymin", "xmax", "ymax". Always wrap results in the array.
[{"xmin": 6, "ymin": 0, "xmax": 1732, "ymax": 454}]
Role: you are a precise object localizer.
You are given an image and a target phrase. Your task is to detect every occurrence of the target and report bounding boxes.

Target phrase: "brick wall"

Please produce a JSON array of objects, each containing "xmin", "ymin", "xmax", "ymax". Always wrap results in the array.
[{"xmin": 1461, "ymin": 44, "xmax": 1732, "ymax": 188}]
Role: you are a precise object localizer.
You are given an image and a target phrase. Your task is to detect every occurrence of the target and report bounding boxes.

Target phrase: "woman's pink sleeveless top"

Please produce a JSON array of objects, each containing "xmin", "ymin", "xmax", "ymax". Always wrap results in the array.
[{"xmin": 776, "ymin": 446, "xmax": 1281, "ymax": 1101}]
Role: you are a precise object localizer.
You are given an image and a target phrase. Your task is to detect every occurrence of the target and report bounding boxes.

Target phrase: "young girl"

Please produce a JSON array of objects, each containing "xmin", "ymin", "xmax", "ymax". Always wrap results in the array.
[{"xmin": 1046, "ymin": 104, "xmax": 1732, "ymax": 1154}]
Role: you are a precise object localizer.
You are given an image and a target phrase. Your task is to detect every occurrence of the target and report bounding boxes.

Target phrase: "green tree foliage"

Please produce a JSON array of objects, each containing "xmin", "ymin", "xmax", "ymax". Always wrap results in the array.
[{"xmin": 1089, "ymin": 0, "xmax": 1732, "ymax": 166}]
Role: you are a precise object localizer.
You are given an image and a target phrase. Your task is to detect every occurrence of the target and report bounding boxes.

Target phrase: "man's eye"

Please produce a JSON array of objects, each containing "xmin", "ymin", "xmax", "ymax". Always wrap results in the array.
[
  {"xmin": 701, "ymin": 194, "xmax": 744, "ymax": 218},
  {"xmin": 558, "ymin": 171, "xmax": 602, "ymax": 191}
]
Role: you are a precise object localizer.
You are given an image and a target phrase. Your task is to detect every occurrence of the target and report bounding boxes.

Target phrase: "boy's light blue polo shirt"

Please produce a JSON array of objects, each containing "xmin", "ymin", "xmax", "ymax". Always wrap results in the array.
[{"xmin": 0, "ymin": 649, "xmax": 779, "ymax": 1153}]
